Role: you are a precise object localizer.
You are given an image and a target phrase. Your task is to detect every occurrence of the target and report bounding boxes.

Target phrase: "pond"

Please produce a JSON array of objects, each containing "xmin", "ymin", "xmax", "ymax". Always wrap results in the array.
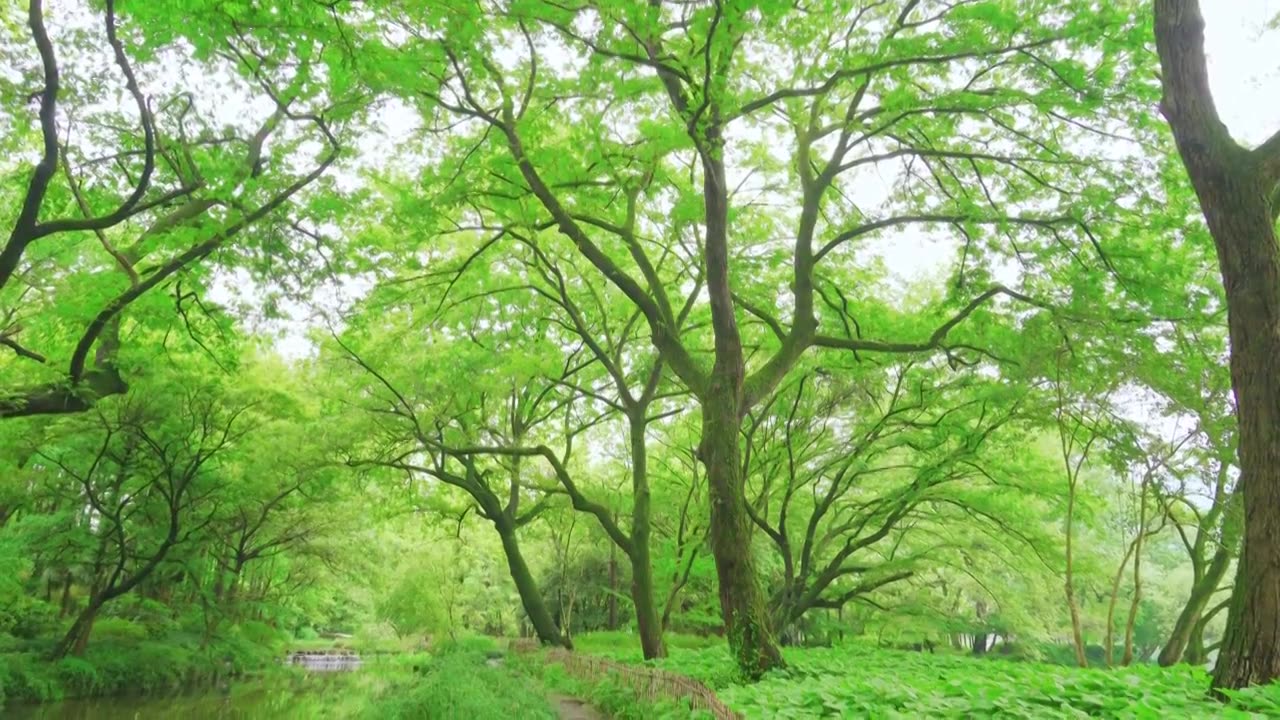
[{"xmin": 4, "ymin": 659, "xmax": 388, "ymax": 720}]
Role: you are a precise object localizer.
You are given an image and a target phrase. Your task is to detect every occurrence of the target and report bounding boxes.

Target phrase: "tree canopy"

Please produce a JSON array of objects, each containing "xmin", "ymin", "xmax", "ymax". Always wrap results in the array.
[{"xmin": 2, "ymin": 0, "xmax": 1278, "ymax": 713}]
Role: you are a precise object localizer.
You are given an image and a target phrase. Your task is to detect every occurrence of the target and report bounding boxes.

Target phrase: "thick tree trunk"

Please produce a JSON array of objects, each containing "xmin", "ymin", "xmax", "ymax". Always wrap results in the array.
[
  {"xmin": 1156, "ymin": 0, "xmax": 1280, "ymax": 691},
  {"xmin": 628, "ymin": 417, "xmax": 667, "ymax": 660},
  {"xmin": 700, "ymin": 387, "xmax": 784, "ymax": 679},
  {"xmin": 693, "ymin": 136, "xmax": 785, "ymax": 677},
  {"xmin": 52, "ymin": 599, "xmax": 103, "ymax": 659},
  {"xmin": 493, "ymin": 519, "xmax": 566, "ymax": 649}
]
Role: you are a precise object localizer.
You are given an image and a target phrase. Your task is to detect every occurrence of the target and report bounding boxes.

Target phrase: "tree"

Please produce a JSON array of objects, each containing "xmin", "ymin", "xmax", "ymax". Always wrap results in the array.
[
  {"xmin": 37, "ymin": 385, "xmax": 257, "ymax": 658},
  {"xmin": 332, "ymin": 317, "xmax": 575, "ymax": 648},
  {"xmin": 743, "ymin": 361, "xmax": 1030, "ymax": 635},
  {"xmin": 1, "ymin": 0, "xmax": 344, "ymax": 419},
  {"xmin": 366, "ymin": 0, "xmax": 1148, "ymax": 675},
  {"xmin": 1153, "ymin": 0, "xmax": 1280, "ymax": 691}
]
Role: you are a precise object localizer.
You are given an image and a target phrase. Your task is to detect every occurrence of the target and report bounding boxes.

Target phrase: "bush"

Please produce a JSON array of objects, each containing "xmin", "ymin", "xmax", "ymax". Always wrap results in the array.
[
  {"xmin": 54, "ymin": 656, "xmax": 99, "ymax": 696},
  {"xmin": 90, "ymin": 617, "xmax": 149, "ymax": 645},
  {"xmin": 0, "ymin": 652, "xmax": 63, "ymax": 703},
  {"xmin": 4, "ymin": 599, "xmax": 59, "ymax": 641}
]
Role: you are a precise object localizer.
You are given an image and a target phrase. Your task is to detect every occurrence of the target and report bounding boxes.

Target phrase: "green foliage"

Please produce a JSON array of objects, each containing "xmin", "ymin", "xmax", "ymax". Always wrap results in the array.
[
  {"xmin": 0, "ymin": 0, "xmax": 1275, "ymax": 711},
  {"xmin": 623, "ymin": 644, "xmax": 1275, "ymax": 719},
  {"xmin": 360, "ymin": 642, "xmax": 558, "ymax": 720}
]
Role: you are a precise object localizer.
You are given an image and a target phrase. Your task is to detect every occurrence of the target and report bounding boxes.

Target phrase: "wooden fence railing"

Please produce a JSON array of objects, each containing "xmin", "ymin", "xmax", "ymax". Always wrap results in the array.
[{"xmin": 508, "ymin": 640, "xmax": 742, "ymax": 720}]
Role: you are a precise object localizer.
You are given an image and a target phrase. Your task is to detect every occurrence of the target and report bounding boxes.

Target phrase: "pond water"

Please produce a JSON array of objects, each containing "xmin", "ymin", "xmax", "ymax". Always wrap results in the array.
[{"xmin": 4, "ymin": 659, "xmax": 386, "ymax": 720}]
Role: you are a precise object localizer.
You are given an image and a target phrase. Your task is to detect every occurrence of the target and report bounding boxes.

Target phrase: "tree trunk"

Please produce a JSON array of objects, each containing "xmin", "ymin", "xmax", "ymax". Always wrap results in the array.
[
  {"xmin": 700, "ymin": 386, "xmax": 784, "ymax": 679},
  {"xmin": 1105, "ymin": 538, "xmax": 1138, "ymax": 667},
  {"xmin": 1121, "ymin": 557, "xmax": 1143, "ymax": 666},
  {"xmin": 1122, "ymin": 481, "xmax": 1151, "ymax": 666},
  {"xmin": 52, "ymin": 598, "xmax": 103, "ymax": 659},
  {"xmin": 1065, "ymin": 482, "xmax": 1089, "ymax": 668},
  {"xmin": 1155, "ymin": 0, "xmax": 1280, "ymax": 692},
  {"xmin": 693, "ymin": 124, "xmax": 784, "ymax": 678},
  {"xmin": 628, "ymin": 416, "xmax": 667, "ymax": 660},
  {"xmin": 493, "ymin": 518, "xmax": 566, "ymax": 649},
  {"xmin": 1161, "ymin": 505, "xmax": 1239, "ymax": 666},
  {"xmin": 1162, "ymin": 544, "xmax": 1232, "ymax": 666},
  {"xmin": 972, "ymin": 633, "xmax": 990, "ymax": 655},
  {"xmin": 1186, "ymin": 600, "xmax": 1229, "ymax": 665},
  {"xmin": 607, "ymin": 544, "xmax": 619, "ymax": 631},
  {"xmin": 58, "ymin": 574, "xmax": 74, "ymax": 618}
]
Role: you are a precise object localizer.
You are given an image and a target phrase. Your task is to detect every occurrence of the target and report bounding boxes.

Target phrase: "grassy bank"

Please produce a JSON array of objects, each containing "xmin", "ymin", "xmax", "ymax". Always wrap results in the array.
[
  {"xmin": 360, "ymin": 636, "xmax": 557, "ymax": 719},
  {"xmin": 0, "ymin": 620, "xmax": 297, "ymax": 706}
]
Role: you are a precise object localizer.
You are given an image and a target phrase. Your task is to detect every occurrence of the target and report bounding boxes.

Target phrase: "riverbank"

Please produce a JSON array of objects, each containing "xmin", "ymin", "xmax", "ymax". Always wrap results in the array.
[
  {"xmin": 0, "ymin": 644, "xmax": 263, "ymax": 707},
  {"xmin": 1, "ymin": 636, "xmax": 581, "ymax": 719}
]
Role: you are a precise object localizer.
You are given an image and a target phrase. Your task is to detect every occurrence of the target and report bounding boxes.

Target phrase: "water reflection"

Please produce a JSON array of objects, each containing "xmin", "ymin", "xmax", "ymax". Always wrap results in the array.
[{"xmin": 3, "ymin": 668, "xmax": 377, "ymax": 719}]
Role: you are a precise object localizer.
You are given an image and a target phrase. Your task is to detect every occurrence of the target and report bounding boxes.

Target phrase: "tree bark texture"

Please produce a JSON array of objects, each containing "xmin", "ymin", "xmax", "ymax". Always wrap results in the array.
[{"xmin": 1155, "ymin": 0, "xmax": 1280, "ymax": 691}]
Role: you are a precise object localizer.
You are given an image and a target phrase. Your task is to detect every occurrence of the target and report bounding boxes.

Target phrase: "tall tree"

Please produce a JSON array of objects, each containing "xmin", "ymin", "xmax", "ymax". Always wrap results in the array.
[
  {"xmin": 1153, "ymin": 0, "xmax": 1280, "ymax": 690},
  {"xmin": 370, "ymin": 0, "xmax": 1147, "ymax": 675}
]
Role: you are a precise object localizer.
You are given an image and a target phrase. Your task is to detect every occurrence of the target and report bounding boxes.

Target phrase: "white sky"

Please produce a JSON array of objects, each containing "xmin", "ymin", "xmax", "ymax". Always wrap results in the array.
[{"xmin": 1205, "ymin": 0, "xmax": 1280, "ymax": 144}]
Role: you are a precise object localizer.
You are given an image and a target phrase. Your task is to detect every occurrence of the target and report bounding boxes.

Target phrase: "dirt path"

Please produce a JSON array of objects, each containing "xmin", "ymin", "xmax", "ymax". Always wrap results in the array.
[{"xmin": 548, "ymin": 692, "xmax": 604, "ymax": 720}]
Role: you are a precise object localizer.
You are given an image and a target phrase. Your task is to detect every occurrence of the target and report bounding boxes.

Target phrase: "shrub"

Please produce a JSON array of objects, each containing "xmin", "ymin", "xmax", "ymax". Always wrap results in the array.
[
  {"xmin": 90, "ymin": 617, "xmax": 149, "ymax": 645},
  {"xmin": 54, "ymin": 656, "xmax": 100, "ymax": 696}
]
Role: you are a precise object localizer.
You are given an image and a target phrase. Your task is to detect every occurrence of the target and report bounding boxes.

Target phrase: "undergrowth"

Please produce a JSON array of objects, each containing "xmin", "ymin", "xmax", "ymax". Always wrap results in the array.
[
  {"xmin": 361, "ymin": 636, "xmax": 558, "ymax": 720},
  {"xmin": 0, "ymin": 619, "xmax": 291, "ymax": 707},
  {"xmin": 568, "ymin": 633, "xmax": 1280, "ymax": 719}
]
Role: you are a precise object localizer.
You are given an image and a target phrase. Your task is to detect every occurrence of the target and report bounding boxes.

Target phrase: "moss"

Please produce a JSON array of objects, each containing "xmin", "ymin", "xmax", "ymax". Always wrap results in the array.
[{"xmin": 727, "ymin": 614, "xmax": 784, "ymax": 682}]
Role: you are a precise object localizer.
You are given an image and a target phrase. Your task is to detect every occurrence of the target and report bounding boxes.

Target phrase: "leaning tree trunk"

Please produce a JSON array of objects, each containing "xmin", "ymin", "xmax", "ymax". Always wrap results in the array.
[
  {"xmin": 1161, "ymin": 580, "xmax": 1215, "ymax": 667},
  {"xmin": 52, "ymin": 598, "xmax": 104, "ymax": 659},
  {"xmin": 493, "ymin": 518, "xmax": 567, "ymax": 649},
  {"xmin": 1159, "ymin": 542, "xmax": 1235, "ymax": 666},
  {"xmin": 1186, "ymin": 599, "xmax": 1230, "ymax": 665},
  {"xmin": 700, "ymin": 383, "xmax": 784, "ymax": 679},
  {"xmin": 1155, "ymin": 0, "xmax": 1280, "ymax": 691}
]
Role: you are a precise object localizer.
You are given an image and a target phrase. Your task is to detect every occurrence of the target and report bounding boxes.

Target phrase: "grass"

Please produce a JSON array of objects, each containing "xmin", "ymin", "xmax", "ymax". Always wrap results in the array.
[
  {"xmin": 566, "ymin": 633, "xmax": 1280, "ymax": 719},
  {"xmin": 359, "ymin": 635, "xmax": 559, "ymax": 720}
]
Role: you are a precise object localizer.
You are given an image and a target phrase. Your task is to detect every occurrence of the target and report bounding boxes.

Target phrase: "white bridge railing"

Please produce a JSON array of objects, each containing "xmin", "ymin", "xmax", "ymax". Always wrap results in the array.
[{"xmin": 285, "ymin": 651, "xmax": 363, "ymax": 671}]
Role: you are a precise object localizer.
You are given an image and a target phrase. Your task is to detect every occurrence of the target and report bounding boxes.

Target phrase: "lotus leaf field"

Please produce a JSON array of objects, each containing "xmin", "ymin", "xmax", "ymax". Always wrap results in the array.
[{"xmin": 569, "ymin": 639, "xmax": 1280, "ymax": 719}]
